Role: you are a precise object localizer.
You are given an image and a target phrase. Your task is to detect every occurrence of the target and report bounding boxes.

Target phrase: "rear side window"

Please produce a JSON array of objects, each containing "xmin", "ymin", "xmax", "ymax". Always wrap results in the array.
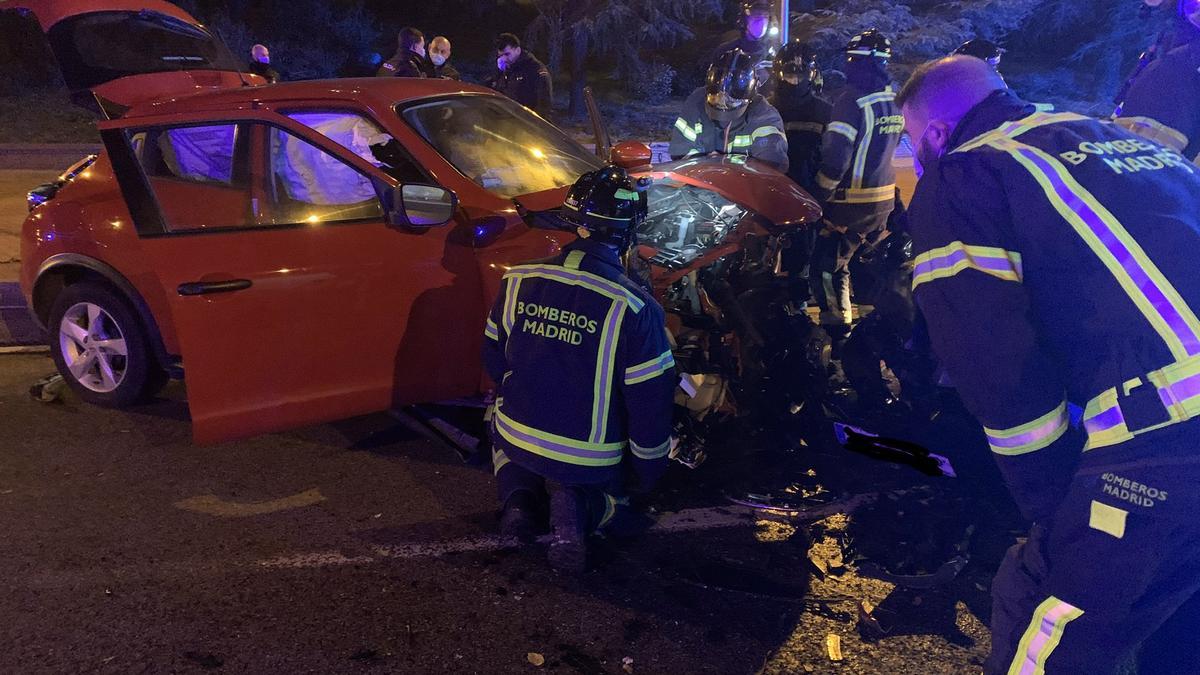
[{"xmin": 128, "ymin": 122, "xmax": 384, "ymax": 233}]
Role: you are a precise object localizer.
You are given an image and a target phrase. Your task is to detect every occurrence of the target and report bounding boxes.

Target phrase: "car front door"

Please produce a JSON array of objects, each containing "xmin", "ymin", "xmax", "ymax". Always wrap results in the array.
[{"xmin": 105, "ymin": 111, "xmax": 482, "ymax": 443}]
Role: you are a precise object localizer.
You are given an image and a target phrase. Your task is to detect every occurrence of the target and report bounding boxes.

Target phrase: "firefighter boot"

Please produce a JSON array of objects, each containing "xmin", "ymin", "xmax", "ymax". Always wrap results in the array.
[
  {"xmin": 547, "ymin": 484, "xmax": 588, "ymax": 574},
  {"xmin": 499, "ymin": 489, "xmax": 540, "ymax": 543}
]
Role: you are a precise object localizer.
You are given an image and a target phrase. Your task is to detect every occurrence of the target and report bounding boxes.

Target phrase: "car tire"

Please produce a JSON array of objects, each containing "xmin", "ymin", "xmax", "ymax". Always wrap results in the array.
[{"xmin": 48, "ymin": 281, "xmax": 165, "ymax": 408}]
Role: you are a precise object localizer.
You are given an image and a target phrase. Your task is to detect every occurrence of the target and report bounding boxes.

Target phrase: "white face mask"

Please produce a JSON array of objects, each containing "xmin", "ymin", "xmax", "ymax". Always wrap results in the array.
[{"xmin": 431, "ymin": 53, "xmax": 447, "ymax": 67}]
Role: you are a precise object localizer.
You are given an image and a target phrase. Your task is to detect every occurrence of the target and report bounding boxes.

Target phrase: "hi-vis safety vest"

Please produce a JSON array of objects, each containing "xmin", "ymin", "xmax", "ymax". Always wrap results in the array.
[
  {"xmin": 668, "ymin": 86, "xmax": 790, "ymax": 173},
  {"xmin": 483, "ymin": 239, "xmax": 676, "ymax": 486},
  {"xmin": 909, "ymin": 88, "xmax": 1200, "ymax": 522},
  {"xmin": 814, "ymin": 82, "xmax": 903, "ymax": 211}
]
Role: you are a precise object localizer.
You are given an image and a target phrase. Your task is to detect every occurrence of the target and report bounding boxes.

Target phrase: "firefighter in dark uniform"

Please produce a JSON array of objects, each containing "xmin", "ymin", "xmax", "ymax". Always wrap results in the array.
[
  {"xmin": 899, "ymin": 55, "xmax": 1200, "ymax": 674},
  {"xmin": 1116, "ymin": 0, "xmax": 1200, "ymax": 164},
  {"xmin": 771, "ymin": 40, "xmax": 830, "ymax": 309},
  {"xmin": 710, "ymin": 0, "xmax": 777, "ymax": 92},
  {"xmin": 810, "ymin": 29, "xmax": 903, "ymax": 331},
  {"xmin": 376, "ymin": 27, "xmax": 431, "ymax": 78},
  {"xmin": 669, "ymin": 48, "xmax": 789, "ymax": 173},
  {"xmin": 484, "ymin": 166, "xmax": 676, "ymax": 573}
]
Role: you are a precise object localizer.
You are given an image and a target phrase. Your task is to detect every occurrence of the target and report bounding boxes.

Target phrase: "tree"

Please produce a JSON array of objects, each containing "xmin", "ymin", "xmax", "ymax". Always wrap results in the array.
[{"xmin": 525, "ymin": 0, "xmax": 722, "ymax": 119}]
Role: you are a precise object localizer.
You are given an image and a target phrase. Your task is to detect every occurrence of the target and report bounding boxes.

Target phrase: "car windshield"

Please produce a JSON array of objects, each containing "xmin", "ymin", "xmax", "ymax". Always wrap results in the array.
[{"xmin": 400, "ymin": 95, "xmax": 601, "ymax": 199}]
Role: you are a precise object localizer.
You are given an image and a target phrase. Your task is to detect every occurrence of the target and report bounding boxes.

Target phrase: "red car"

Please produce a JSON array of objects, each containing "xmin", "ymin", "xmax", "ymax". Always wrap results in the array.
[{"xmin": 9, "ymin": 0, "xmax": 819, "ymax": 444}]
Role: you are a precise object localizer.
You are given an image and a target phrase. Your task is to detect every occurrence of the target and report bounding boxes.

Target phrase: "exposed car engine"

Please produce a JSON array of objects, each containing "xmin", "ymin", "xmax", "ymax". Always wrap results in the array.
[{"xmin": 637, "ymin": 180, "xmax": 746, "ymax": 269}]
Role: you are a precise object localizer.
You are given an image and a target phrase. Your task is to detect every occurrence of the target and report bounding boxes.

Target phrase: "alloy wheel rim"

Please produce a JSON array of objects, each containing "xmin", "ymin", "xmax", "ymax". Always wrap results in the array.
[{"xmin": 59, "ymin": 302, "xmax": 129, "ymax": 393}]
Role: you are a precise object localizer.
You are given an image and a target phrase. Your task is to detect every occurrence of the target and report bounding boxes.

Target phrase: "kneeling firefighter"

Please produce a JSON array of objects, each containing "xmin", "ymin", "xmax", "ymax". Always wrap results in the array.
[{"xmin": 484, "ymin": 166, "xmax": 677, "ymax": 573}]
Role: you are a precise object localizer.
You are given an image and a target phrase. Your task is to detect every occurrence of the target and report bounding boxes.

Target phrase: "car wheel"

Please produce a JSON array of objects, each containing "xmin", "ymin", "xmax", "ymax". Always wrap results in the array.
[{"xmin": 48, "ymin": 281, "xmax": 164, "ymax": 408}]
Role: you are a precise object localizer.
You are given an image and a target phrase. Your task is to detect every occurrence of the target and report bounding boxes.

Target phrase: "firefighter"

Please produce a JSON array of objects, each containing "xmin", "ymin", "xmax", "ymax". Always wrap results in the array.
[
  {"xmin": 899, "ymin": 55, "xmax": 1200, "ymax": 673},
  {"xmin": 810, "ymin": 29, "xmax": 903, "ymax": 332},
  {"xmin": 1116, "ymin": 0, "xmax": 1200, "ymax": 164},
  {"xmin": 771, "ymin": 40, "xmax": 830, "ymax": 309},
  {"xmin": 711, "ymin": 0, "xmax": 777, "ymax": 90},
  {"xmin": 669, "ymin": 48, "xmax": 789, "ymax": 173},
  {"xmin": 377, "ymin": 27, "xmax": 431, "ymax": 78},
  {"xmin": 484, "ymin": 166, "xmax": 676, "ymax": 573}
]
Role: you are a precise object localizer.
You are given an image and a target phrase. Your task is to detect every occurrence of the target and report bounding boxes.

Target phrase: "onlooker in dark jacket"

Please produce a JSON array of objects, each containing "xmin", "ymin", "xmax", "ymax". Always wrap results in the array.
[
  {"xmin": 428, "ymin": 36, "xmax": 460, "ymax": 80},
  {"xmin": 248, "ymin": 44, "xmax": 280, "ymax": 83},
  {"xmin": 377, "ymin": 27, "xmax": 432, "ymax": 78},
  {"xmin": 487, "ymin": 33, "xmax": 553, "ymax": 116}
]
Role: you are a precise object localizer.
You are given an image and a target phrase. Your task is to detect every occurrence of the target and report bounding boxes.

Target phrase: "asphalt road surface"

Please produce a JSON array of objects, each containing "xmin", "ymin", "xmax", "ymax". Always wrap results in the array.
[{"xmin": 0, "ymin": 352, "xmax": 1022, "ymax": 674}]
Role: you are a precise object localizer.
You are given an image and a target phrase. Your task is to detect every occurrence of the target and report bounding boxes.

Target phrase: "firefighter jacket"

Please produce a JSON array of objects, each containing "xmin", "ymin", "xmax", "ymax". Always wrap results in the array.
[
  {"xmin": 909, "ymin": 88, "xmax": 1200, "ymax": 522},
  {"xmin": 814, "ymin": 81, "xmax": 903, "ymax": 213},
  {"xmin": 773, "ymin": 86, "xmax": 832, "ymax": 195},
  {"xmin": 1117, "ymin": 37, "xmax": 1200, "ymax": 164},
  {"xmin": 669, "ymin": 87, "xmax": 789, "ymax": 173},
  {"xmin": 483, "ymin": 238, "xmax": 677, "ymax": 488},
  {"xmin": 486, "ymin": 52, "xmax": 553, "ymax": 117}
]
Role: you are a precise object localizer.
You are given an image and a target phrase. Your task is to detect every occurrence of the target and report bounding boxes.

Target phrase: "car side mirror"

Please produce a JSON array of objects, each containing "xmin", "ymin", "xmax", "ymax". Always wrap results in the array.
[
  {"xmin": 388, "ymin": 184, "xmax": 457, "ymax": 227},
  {"xmin": 610, "ymin": 141, "xmax": 653, "ymax": 170}
]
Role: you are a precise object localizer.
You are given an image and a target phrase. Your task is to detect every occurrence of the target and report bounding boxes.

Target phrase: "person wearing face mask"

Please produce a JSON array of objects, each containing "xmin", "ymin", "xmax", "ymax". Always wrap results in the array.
[
  {"xmin": 771, "ymin": 41, "xmax": 830, "ymax": 310},
  {"xmin": 487, "ymin": 33, "xmax": 553, "ymax": 117},
  {"xmin": 428, "ymin": 36, "xmax": 459, "ymax": 80},
  {"xmin": 900, "ymin": 55, "xmax": 1200, "ymax": 674},
  {"xmin": 377, "ymin": 27, "xmax": 431, "ymax": 78},
  {"xmin": 809, "ymin": 30, "xmax": 903, "ymax": 334},
  {"xmin": 1116, "ymin": 0, "xmax": 1200, "ymax": 164},
  {"xmin": 668, "ymin": 48, "xmax": 789, "ymax": 172},
  {"xmin": 247, "ymin": 44, "xmax": 280, "ymax": 84}
]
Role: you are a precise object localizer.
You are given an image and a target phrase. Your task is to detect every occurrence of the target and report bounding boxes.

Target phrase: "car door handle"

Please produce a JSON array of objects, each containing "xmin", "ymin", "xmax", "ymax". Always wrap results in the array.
[{"xmin": 177, "ymin": 279, "xmax": 253, "ymax": 296}]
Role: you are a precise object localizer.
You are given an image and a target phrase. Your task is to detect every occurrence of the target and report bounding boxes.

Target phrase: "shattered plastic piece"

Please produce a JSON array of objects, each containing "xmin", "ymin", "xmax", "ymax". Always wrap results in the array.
[
  {"xmin": 622, "ymin": 656, "xmax": 634, "ymax": 674},
  {"xmin": 857, "ymin": 600, "xmax": 891, "ymax": 639},
  {"xmin": 29, "ymin": 373, "xmax": 66, "ymax": 403},
  {"xmin": 527, "ymin": 652, "xmax": 545, "ymax": 667},
  {"xmin": 825, "ymin": 634, "xmax": 844, "ymax": 661},
  {"xmin": 833, "ymin": 422, "xmax": 956, "ymax": 477},
  {"xmin": 858, "ymin": 554, "xmax": 969, "ymax": 589}
]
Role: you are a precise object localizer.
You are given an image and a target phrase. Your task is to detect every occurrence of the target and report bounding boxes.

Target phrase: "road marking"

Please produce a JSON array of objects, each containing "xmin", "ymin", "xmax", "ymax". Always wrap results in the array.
[{"xmin": 175, "ymin": 488, "xmax": 326, "ymax": 518}]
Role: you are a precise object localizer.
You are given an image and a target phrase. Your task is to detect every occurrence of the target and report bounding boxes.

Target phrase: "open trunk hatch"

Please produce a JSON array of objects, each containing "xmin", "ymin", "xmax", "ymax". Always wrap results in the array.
[{"xmin": 1, "ymin": 0, "xmax": 254, "ymax": 114}]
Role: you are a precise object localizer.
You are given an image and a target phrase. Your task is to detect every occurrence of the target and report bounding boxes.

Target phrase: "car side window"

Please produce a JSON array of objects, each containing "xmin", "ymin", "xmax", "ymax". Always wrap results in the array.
[
  {"xmin": 265, "ymin": 125, "xmax": 384, "ymax": 225},
  {"xmin": 131, "ymin": 123, "xmax": 253, "ymax": 232},
  {"xmin": 286, "ymin": 111, "xmax": 428, "ymax": 185}
]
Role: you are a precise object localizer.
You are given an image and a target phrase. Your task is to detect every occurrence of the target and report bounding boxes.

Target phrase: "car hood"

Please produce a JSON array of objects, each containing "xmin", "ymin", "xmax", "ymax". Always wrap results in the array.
[
  {"xmin": 513, "ymin": 156, "xmax": 821, "ymax": 228},
  {"xmin": 2, "ymin": 0, "xmax": 257, "ymax": 115}
]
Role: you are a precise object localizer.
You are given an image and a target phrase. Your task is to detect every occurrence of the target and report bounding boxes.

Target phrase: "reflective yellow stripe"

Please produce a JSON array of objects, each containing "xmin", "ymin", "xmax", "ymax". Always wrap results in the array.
[
  {"xmin": 912, "ymin": 241, "xmax": 1023, "ymax": 290},
  {"xmin": 953, "ymin": 112, "xmax": 1090, "ymax": 153},
  {"xmin": 502, "ymin": 276, "xmax": 520, "ymax": 335},
  {"xmin": 485, "ymin": 317, "xmax": 500, "ymax": 340},
  {"xmin": 826, "ymin": 121, "xmax": 858, "ymax": 142},
  {"xmin": 624, "ymin": 350, "xmax": 675, "ymax": 385},
  {"xmin": 983, "ymin": 401, "xmax": 1069, "ymax": 456},
  {"xmin": 727, "ymin": 135, "xmax": 752, "ymax": 150},
  {"xmin": 852, "ymin": 103, "xmax": 875, "ymax": 189},
  {"xmin": 1007, "ymin": 596, "xmax": 1083, "ymax": 675},
  {"xmin": 506, "ymin": 265, "xmax": 645, "ymax": 312},
  {"xmin": 993, "ymin": 137, "xmax": 1200, "ymax": 361},
  {"xmin": 590, "ymin": 299, "xmax": 625, "ymax": 444},
  {"xmin": 726, "ymin": 126, "xmax": 783, "ymax": 151},
  {"xmin": 855, "ymin": 87, "xmax": 895, "ymax": 108},
  {"xmin": 1083, "ymin": 353, "xmax": 1200, "ymax": 450},
  {"xmin": 1114, "ymin": 115, "xmax": 1190, "ymax": 153},
  {"xmin": 816, "ymin": 171, "xmax": 841, "ymax": 191},
  {"xmin": 492, "ymin": 446, "xmax": 511, "ymax": 476},
  {"xmin": 828, "ymin": 184, "xmax": 897, "ymax": 205},
  {"xmin": 564, "ymin": 250, "xmax": 585, "ymax": 269},
  {"xmin": 631, "ymin": 439, "xmax": 671, "ymax": 460},
  {"xmin": 751, "ymin": 126, "xmax": 784, "ymax": 142},
  {"xmin": 674, "ymin": 116, "xmax": 698, "ymax": 142},
  {"xmin": 494, "ymin": 409, "xmax": 625, "ymax": 467}
]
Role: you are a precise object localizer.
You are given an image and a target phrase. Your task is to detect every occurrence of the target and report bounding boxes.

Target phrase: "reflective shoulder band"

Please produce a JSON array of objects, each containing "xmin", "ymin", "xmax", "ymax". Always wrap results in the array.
[
  {"xmin": 827, "ymin": 121, "xmax": 858, "ymax": 142},
  {"xmin": 631, "ymin": 439, "xmax": 671, "ymax": 460},
  {"xmin": 912, "ymin": 241, "xmax": 1023, "ymax": 290},
  {"xmin": 1007, "ymin": 596, "xmax": 1083, "ymax": 675},
  {"xmin": 953, "ymin": 112, "xmax": 1089, "ymax": 153},
  {"xmin": 984, "ymin": 401, "xmax": 1069, "ymax": 456}
]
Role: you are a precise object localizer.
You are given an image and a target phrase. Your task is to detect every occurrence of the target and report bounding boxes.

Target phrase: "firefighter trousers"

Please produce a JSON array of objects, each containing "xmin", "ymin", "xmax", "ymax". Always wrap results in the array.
[
  {"xmin": 810, "ymin": 207, "xmax": 890, "ymax": 326},
  {"xmin": 494, "ymin": 447, "xmax": 633, "ymax": 535},
  {"xmin": 986, "ymin": 429, "xmax": 1200, "ymax": 674}
]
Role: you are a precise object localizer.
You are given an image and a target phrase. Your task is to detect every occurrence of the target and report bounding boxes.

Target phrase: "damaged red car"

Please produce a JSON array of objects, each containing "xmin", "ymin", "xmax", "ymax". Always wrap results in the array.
[{"xmin": 8, "ymin": 0, "xmax": 820, "ymax": 445}]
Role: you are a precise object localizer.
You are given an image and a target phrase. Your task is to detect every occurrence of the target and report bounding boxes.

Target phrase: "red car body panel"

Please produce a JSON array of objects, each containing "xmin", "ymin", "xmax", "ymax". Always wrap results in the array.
[{"xmin": 11, "ymin": 0, "xmax": 820, "ymax": 444}]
